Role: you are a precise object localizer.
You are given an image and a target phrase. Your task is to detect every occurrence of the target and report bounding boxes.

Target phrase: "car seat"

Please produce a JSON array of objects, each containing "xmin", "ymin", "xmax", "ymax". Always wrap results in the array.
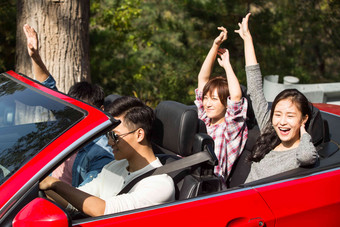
[
  {"xmin": 152, "ymin": 100, "xmax": 223, "ymax": 199},
  {"xmin": 104, "ymin": 94, "xmax": 122, "ymax": 108}
]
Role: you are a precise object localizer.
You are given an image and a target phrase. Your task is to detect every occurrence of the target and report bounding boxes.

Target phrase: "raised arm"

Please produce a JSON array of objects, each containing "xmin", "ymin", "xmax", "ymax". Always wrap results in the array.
[
  {"xmin": 234, "ymin": 13, "xmax": 257, "ymax": 66},
  {"xmin": 217, "ymin": 48, "xmax": 242, "ymax": 101},
  {"xmin": 235, "ymin": 13, "xmax": 270, "ymax": 131},
  {"xmin": 23, "ymin": 24, "xmax": 50, "ymax": 83},
  {"xmin": 198, "ymin": 26, "xmax": 227, "ymax": 91}
]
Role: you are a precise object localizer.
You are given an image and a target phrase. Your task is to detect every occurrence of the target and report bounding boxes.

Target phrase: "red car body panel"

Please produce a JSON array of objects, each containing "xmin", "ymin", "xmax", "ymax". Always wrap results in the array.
[
  {"xmin": 314, "ymin": 103, "xmax": 340, "ymax": 115},
  {"xmin": 256, "ymin": 169, "xmax": 340, "ymax": 226},
  {"xmin": 12, "ymin": 198, "xmax": 70, "ymax": 227},
  {"xmin": 73, "ymin": 189, "xmax": 275, "ymax": 227},
  {"xmin": 0, "ymin": 71, "xmax": 113, "ymax": 219}
]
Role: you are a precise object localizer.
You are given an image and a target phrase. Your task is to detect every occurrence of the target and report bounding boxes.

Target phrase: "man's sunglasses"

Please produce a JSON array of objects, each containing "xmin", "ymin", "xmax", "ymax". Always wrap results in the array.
[{"xmin": 106, "ymin": 129, "xmax": 138, "ymax": 145}]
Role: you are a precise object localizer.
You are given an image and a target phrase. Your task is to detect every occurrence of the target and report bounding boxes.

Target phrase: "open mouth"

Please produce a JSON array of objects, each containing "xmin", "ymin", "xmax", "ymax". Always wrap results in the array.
[{"xmin": 279, "ymin": 127, "xmax": 291, "ymax": 135}]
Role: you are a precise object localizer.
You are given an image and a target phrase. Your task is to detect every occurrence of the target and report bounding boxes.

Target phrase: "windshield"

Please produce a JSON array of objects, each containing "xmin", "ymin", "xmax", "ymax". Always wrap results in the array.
[{"xmin": 0, "ymin": 74, "xmax": 84, "ymax": 185}]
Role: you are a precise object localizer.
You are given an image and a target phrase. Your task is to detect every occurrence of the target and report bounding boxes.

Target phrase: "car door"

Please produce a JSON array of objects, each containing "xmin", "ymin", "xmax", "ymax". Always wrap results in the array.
[
  {"xmin": 0, "ymin": 71, "xmax": 116, "ymax": 227},
  {"xmin": 255, "ymin": 168, "xmax": 340, "ymax": 227},
  {"xmin": 72, "ymin": 187, "xmax": 275, "ymax": 227},
  {"xmin": 255, "ymin": 106, "xmax": 340, "ymax": 226}
]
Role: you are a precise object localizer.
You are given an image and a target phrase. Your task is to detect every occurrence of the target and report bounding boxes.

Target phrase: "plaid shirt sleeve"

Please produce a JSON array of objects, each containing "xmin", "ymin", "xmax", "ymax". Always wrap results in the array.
[{"xmin": 223, "ymin": 97, "xmax": 248, "ymax": 176}]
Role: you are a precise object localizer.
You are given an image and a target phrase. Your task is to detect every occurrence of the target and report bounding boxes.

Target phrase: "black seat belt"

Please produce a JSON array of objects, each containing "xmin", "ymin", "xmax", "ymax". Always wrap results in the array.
[{"xmin": 117, "ymin": 149, "xmax": 212, "ymax": 195}]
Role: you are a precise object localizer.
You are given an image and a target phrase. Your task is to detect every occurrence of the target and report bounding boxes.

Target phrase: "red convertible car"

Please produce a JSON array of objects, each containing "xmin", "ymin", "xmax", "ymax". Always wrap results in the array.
[{"xmin": 1, "ymin": 70, "xmax": 340, "ymax": 227}]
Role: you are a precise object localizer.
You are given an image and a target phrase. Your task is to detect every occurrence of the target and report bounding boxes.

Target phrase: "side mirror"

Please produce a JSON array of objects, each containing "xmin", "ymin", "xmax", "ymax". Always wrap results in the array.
[{"xmin": 12, "ymin": 198, "xmax": 71, "ymax": 227}]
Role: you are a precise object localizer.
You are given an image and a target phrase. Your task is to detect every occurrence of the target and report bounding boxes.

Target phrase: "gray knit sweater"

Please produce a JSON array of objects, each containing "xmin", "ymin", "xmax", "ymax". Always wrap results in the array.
[{"xmin": 245, "ymin": 64, "xmax": 318, "ymax": 183}]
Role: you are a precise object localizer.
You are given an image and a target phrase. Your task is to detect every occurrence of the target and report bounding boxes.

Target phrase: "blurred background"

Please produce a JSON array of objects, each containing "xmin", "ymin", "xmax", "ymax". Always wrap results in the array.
[{"xmin": 1, "ymin": 0, "xmax": 340, "ymax": 106}]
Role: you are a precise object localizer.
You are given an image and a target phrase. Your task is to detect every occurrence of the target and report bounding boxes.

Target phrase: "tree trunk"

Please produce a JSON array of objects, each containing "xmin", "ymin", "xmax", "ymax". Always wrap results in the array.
[{"xmin": 16, "ymin": 0, "xmax": 90, "ymax": 93}]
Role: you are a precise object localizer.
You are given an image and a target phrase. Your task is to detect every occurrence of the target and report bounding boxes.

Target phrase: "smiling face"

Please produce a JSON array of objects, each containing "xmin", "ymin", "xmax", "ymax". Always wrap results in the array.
[
  {"xmin": 272, "ymin": 98, "xmax": 308, "ymax": 148},
  {"xmin": 203, "ymin": 88, "xmax": 226, "ymax": 125}
]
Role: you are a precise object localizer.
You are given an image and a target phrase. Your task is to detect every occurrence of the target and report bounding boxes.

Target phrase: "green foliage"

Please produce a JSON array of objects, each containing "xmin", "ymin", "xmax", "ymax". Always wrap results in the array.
[
  {"xmin": 1, "ymin": 1, "xmax": 340, "ymax": 106},
  {"xmin": 250, "ymin": 0, "xmax": 340, "ymax": 83},
  {"xmin": 89, "ymin": 0, "xmax": 340, "ymax": 107},
  {"xmin": 90, "ymin": 0, "xmax": 248, "ymax": 106}
]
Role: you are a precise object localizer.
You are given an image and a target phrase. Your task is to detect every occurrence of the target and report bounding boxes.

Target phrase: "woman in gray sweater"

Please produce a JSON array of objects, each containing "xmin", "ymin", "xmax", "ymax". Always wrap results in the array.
[{"xmin": 235, "ymin": 13, "xmax": 318, "ymax": 183}]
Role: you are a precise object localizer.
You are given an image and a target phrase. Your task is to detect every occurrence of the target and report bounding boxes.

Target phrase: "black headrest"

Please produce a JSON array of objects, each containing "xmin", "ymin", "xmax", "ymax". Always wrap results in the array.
[
  {"xmin": 152, "ymin": 101, "xmax": 198, "ymax": 157},
  {"xmin": 188, "ymin": 105, "xmax": 207, "ymax": 133},
  {"xmin": 104, "ymin": 94, "xmax": 122, "ymax": 107},
  {"xmin": 307, "ymin": 104, "xmax": 324, "ymax": 146}
]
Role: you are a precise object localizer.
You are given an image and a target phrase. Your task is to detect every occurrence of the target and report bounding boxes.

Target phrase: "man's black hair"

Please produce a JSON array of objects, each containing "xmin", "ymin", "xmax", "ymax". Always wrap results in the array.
[
  {"xmin": 68, "ymin": 81, "xmax": 105, "ymax": 108},
  {"xmin": 105, "ymin": 96, "xmax": 155, "ymax": 142}
]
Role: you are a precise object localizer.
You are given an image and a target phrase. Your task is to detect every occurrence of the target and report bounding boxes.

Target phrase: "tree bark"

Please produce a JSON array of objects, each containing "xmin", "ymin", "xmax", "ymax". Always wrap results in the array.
[{"xmin": 16, "ymin": 0, "xmax": 90, "ymax": 93}]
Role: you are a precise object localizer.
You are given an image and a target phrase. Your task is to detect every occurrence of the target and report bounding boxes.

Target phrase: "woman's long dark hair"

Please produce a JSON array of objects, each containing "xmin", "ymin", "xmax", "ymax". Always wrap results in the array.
[{"xmin": 249, "ymin": 89, "xmax": 312, "ymax": 162}]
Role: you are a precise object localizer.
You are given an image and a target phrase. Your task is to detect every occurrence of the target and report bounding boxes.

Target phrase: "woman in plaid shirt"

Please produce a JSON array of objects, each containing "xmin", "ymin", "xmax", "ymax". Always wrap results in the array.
[{"xmin": 194, "ymin": 26, "xmax": 248, "ymax": 179}]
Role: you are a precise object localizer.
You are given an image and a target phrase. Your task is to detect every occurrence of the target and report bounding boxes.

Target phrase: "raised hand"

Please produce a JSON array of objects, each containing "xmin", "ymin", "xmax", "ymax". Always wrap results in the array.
[
  {"xmin": 23, "ymin": 24, "xmax": 50, "ymax": 82},
  {"xmin": 217, "ymin": 48, "xmax": 230, "ymax": 69},
  {"xmin": 214, "ymin": 26, "xmax": 228, "ymax": 46},
  {"xmin": 23, "ymin": 24, "xmax": 39, "ymax": 58},
  {"xmin": 234, "ymin": 13, "xmax": 251, "ymax": 40},
  {"xmin": 300, "ymin": 123, "xmax": 307, "ymax": 135},
  {"xmin": 198, "ymin": 26, "xmax": 228, "ymax": 91}
]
